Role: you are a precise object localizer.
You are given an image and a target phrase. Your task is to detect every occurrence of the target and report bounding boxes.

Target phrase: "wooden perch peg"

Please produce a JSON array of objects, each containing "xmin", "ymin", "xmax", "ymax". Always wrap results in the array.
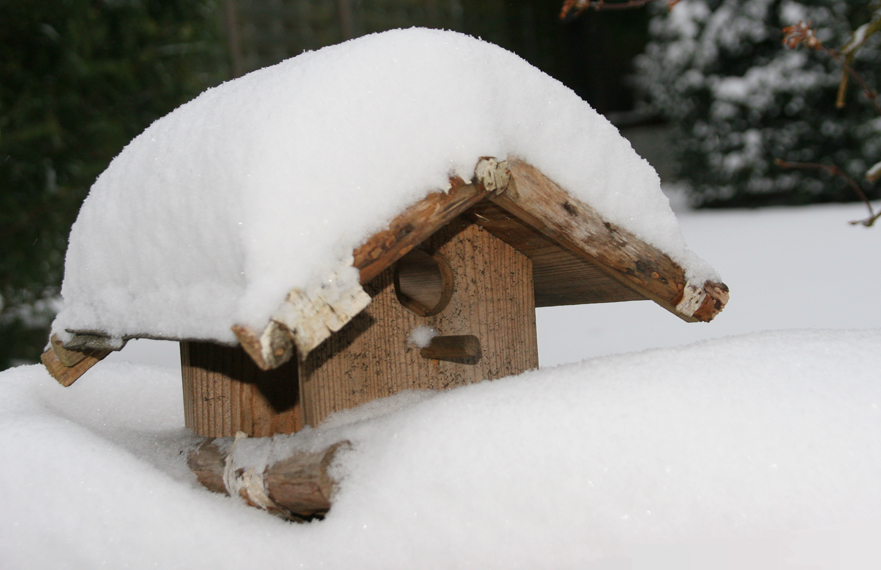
[
  {"xmin": 188, "ymin": 436, "xmax": 349, "ymax": 521},
  {"xmin": 420, "ymin": 335, "xmax": 482, "ymax": 363}
]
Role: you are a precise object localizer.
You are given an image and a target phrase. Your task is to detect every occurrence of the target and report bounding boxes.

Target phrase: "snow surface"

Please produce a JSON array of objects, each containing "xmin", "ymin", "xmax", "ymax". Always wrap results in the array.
[
  {"xmin": 52, "ymin": 28, "xmax": 714, "ymax": 345},
  {"xmin": 407, "ymin": 325, "xmax": 438, "ymax": 348},
  {"xmin": 3, "ymin": 329, "xmax": 880, "ymax": 569}
]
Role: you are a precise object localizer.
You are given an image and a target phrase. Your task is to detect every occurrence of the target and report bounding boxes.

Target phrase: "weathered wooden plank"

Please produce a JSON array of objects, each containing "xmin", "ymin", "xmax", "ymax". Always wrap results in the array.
[
  {"xmin": 299, "ymin": 218, "xmax": 538, "ymax": 427},
  {"xmin": 51, "ymin": 334, "xmax": 88, "ymax": 367},
  {"xmin": 463, "ymin": 199, "xmax": 645, "ymax": 306},
  {"xmin": 40, "ymin": 334, "xmax": 111, "ymax": 387},
  {"xmin": 489, "ymin": 158, "xmax": 728, "ymax": 322},
  {"xmin": 61, "ymin": 333, "xmax": 126, "ymax": 352},
  {"xmin": 270, "ymin": 260, "xmax": 373, "ymax": 359},
  {"xmin": 187, "ymin": 437, "xmax": 348, "ymax": 520},
  {"xmin": 180, "ymin": 341, "xmax": 303, "ymax": 438},
  {"xmin": 352, "ymin": 179, "xmax": 487, "ymax": 284}
]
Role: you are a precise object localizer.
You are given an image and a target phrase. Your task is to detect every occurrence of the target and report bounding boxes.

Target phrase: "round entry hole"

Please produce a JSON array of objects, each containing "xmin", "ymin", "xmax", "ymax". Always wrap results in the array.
[{"xmin": 393, "ymin": 249, "xmax": 454, "ymax": 317}]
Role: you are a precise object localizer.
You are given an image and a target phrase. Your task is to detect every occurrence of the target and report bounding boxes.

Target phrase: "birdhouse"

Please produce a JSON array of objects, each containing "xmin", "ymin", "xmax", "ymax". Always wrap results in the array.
[
  {"xmin": 38, "ymin": 28, "xmax": 728, "ymax": 518},
  {"xmin": 43, "ymin": 157, "xmax": 728, "ymax": 439}
]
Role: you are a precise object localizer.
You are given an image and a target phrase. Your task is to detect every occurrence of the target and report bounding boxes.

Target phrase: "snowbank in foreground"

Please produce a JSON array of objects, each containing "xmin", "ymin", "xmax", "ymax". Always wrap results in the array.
[
  {"xmin": 3, "ymin": 329, "xmax": 880, "ymax": 569},
  {"xmin": 53, "ymin": 28, "xmax": 713, "ymax": 345}
]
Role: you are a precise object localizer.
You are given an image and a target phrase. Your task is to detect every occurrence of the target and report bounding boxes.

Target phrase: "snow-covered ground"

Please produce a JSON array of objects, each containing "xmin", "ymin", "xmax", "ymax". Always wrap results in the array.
[{"xmin": 3, "ymin": 199, "xmax": 880, "ymax": 569}]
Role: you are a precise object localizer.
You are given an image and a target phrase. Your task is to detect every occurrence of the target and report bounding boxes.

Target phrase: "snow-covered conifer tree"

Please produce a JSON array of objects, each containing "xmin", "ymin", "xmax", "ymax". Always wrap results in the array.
[{"xmin": 635, "ymin": 0, "xmax": 881, "ymax": 207}]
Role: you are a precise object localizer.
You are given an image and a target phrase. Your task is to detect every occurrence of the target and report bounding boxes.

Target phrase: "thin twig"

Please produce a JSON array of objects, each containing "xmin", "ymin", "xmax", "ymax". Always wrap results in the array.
[
  {"xmin": 782, "ymin": 21, "xmax": 881, "ymax": 116},
  {"xmin": 560, "ymin": 0, "xmax": 673, "ymax": 20},
  {"xmin": 775, "ymin": 158, "xmax": 879, "ymax": 226},
  {"xmin": 838, "ymin": 14, "xmax": 881, "ymax": 108},
  {"xmin": 820, "ymin": 46, "xmax": 881, "ymax": 115}
]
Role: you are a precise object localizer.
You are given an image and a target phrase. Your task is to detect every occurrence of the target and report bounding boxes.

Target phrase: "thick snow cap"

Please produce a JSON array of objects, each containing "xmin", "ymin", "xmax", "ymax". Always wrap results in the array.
[{"xmin": 52, "ymin": 28, "xmax": 717, "ymax": 344}]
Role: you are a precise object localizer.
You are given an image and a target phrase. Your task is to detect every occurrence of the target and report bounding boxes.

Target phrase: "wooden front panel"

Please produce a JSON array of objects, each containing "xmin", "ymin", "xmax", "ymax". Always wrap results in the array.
[
  {"xmin": 181, "ymin": 341, "xmax": 303, "ymax": 437},
  {"xmin": 299, "ymin": 217, "xmax": 538, "ymax": 427}
]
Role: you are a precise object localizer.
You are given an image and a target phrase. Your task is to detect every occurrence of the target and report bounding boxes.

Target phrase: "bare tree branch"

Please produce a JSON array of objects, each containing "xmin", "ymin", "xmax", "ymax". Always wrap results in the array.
[
  {"xmin": 775, "ymin": 159, "xmax": 880, "ymax": 227},
  {"xmin": 560, "ymin": 0, "xmax": 677, "ymax": 20},
  {"xmin": 782, "ymin": 21, "xmax": 881, "ymax": 116}
]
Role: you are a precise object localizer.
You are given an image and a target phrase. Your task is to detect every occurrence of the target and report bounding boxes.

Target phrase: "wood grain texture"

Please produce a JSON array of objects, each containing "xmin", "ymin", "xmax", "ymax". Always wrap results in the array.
[
  {"xmin": 40, "ymin": 340, "xmax": 110, "ymax": 387},
  {"xmin": 419, "ymin": 334, "xmax": 482, "ymax": 362},
  {"xmin": 491, "ymin": 158, "xmax": 727, "ymax": 322},
  {"xmin": 181, "ymin": 341, "xmax": 303, "ymax": 437},
  {"xmin": 463, "ymin": 200, "xmax": 645, "ymax": 307},
  {"xmin": 352, "ymin": 180, "xmax": 486, "ymax": 284},
  {"xmin": 51, "ymin": 334, "xmax": 88, "ymax": 367},
  {"xmin": 266, "ymin": 441, "xmax": 348, "ymax": 517},
  {"xmin": 299, "ymin": 217, "xmax": 538, "ymax": 427}
]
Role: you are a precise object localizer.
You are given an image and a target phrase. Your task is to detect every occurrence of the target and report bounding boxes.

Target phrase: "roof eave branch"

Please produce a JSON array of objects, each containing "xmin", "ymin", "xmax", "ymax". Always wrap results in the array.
[{"xmin": 233, "ymin": 159, "xmax": 502, "ymax": 370}]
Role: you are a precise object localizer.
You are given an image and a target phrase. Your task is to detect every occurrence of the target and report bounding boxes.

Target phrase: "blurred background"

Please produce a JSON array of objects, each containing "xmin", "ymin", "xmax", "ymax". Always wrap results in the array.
[{"xmin": 2, "ymin": 0, "xmax": 879, "ymax": 370}]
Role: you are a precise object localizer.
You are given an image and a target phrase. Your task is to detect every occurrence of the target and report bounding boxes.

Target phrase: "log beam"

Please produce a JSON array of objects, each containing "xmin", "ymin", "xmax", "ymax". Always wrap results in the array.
[
  {"xmin": 352, "ymin": 179, "xmax": 487, "ymax": 284},
  {"xmin": 491, "ymin": 158, "xmax": 729, "ymax": 322},
  {"xmin": 188, "ymin": 436, "xmax": 349, "ymax": 520}
]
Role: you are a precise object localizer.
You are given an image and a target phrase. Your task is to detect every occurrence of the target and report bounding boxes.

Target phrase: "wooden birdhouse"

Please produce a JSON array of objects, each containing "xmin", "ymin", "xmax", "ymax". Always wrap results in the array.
[
  {"xmin": 38, "ymin": 28, "xmax": 730, "ymax": 519},
  {"xmin": 43, "ymin": 158, "xmax": 728, "ymax": 442}
]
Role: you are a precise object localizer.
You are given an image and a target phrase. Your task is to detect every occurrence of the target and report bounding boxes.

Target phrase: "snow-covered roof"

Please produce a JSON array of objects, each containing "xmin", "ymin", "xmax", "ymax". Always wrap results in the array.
[{"xmin": 51, "ymin": 28, "xmax": 722, "ymax": 352}]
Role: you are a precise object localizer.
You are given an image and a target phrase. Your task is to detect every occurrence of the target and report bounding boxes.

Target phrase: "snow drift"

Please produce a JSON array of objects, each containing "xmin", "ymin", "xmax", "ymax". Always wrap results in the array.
[{"xmin": 3, "ymin": 329, "xmax": 881, "ymax": 569}]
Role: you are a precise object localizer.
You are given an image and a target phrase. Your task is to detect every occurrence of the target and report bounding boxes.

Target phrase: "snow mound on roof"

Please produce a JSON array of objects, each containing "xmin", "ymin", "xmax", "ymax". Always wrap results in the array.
[{"xmin": 53, "ymin": 27, "xmax": 715, "ymax": 343}]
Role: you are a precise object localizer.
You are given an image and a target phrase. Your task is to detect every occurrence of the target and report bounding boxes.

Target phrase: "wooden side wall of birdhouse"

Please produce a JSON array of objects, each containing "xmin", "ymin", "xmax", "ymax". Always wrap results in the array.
[
  {"xmin": 181, "ymin": 340, "xmax": 303, "ymax": 437},
  {"xmin": 298, "ymin": 217, "xmax": 538, "ymax": 427}
]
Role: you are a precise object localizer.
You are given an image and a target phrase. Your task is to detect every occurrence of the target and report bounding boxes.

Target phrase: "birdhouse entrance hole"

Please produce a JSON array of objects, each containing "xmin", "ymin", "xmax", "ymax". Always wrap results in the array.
[{"xmin": 393, "ymin": 249, "xmax": 454, "ymax": 316}]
